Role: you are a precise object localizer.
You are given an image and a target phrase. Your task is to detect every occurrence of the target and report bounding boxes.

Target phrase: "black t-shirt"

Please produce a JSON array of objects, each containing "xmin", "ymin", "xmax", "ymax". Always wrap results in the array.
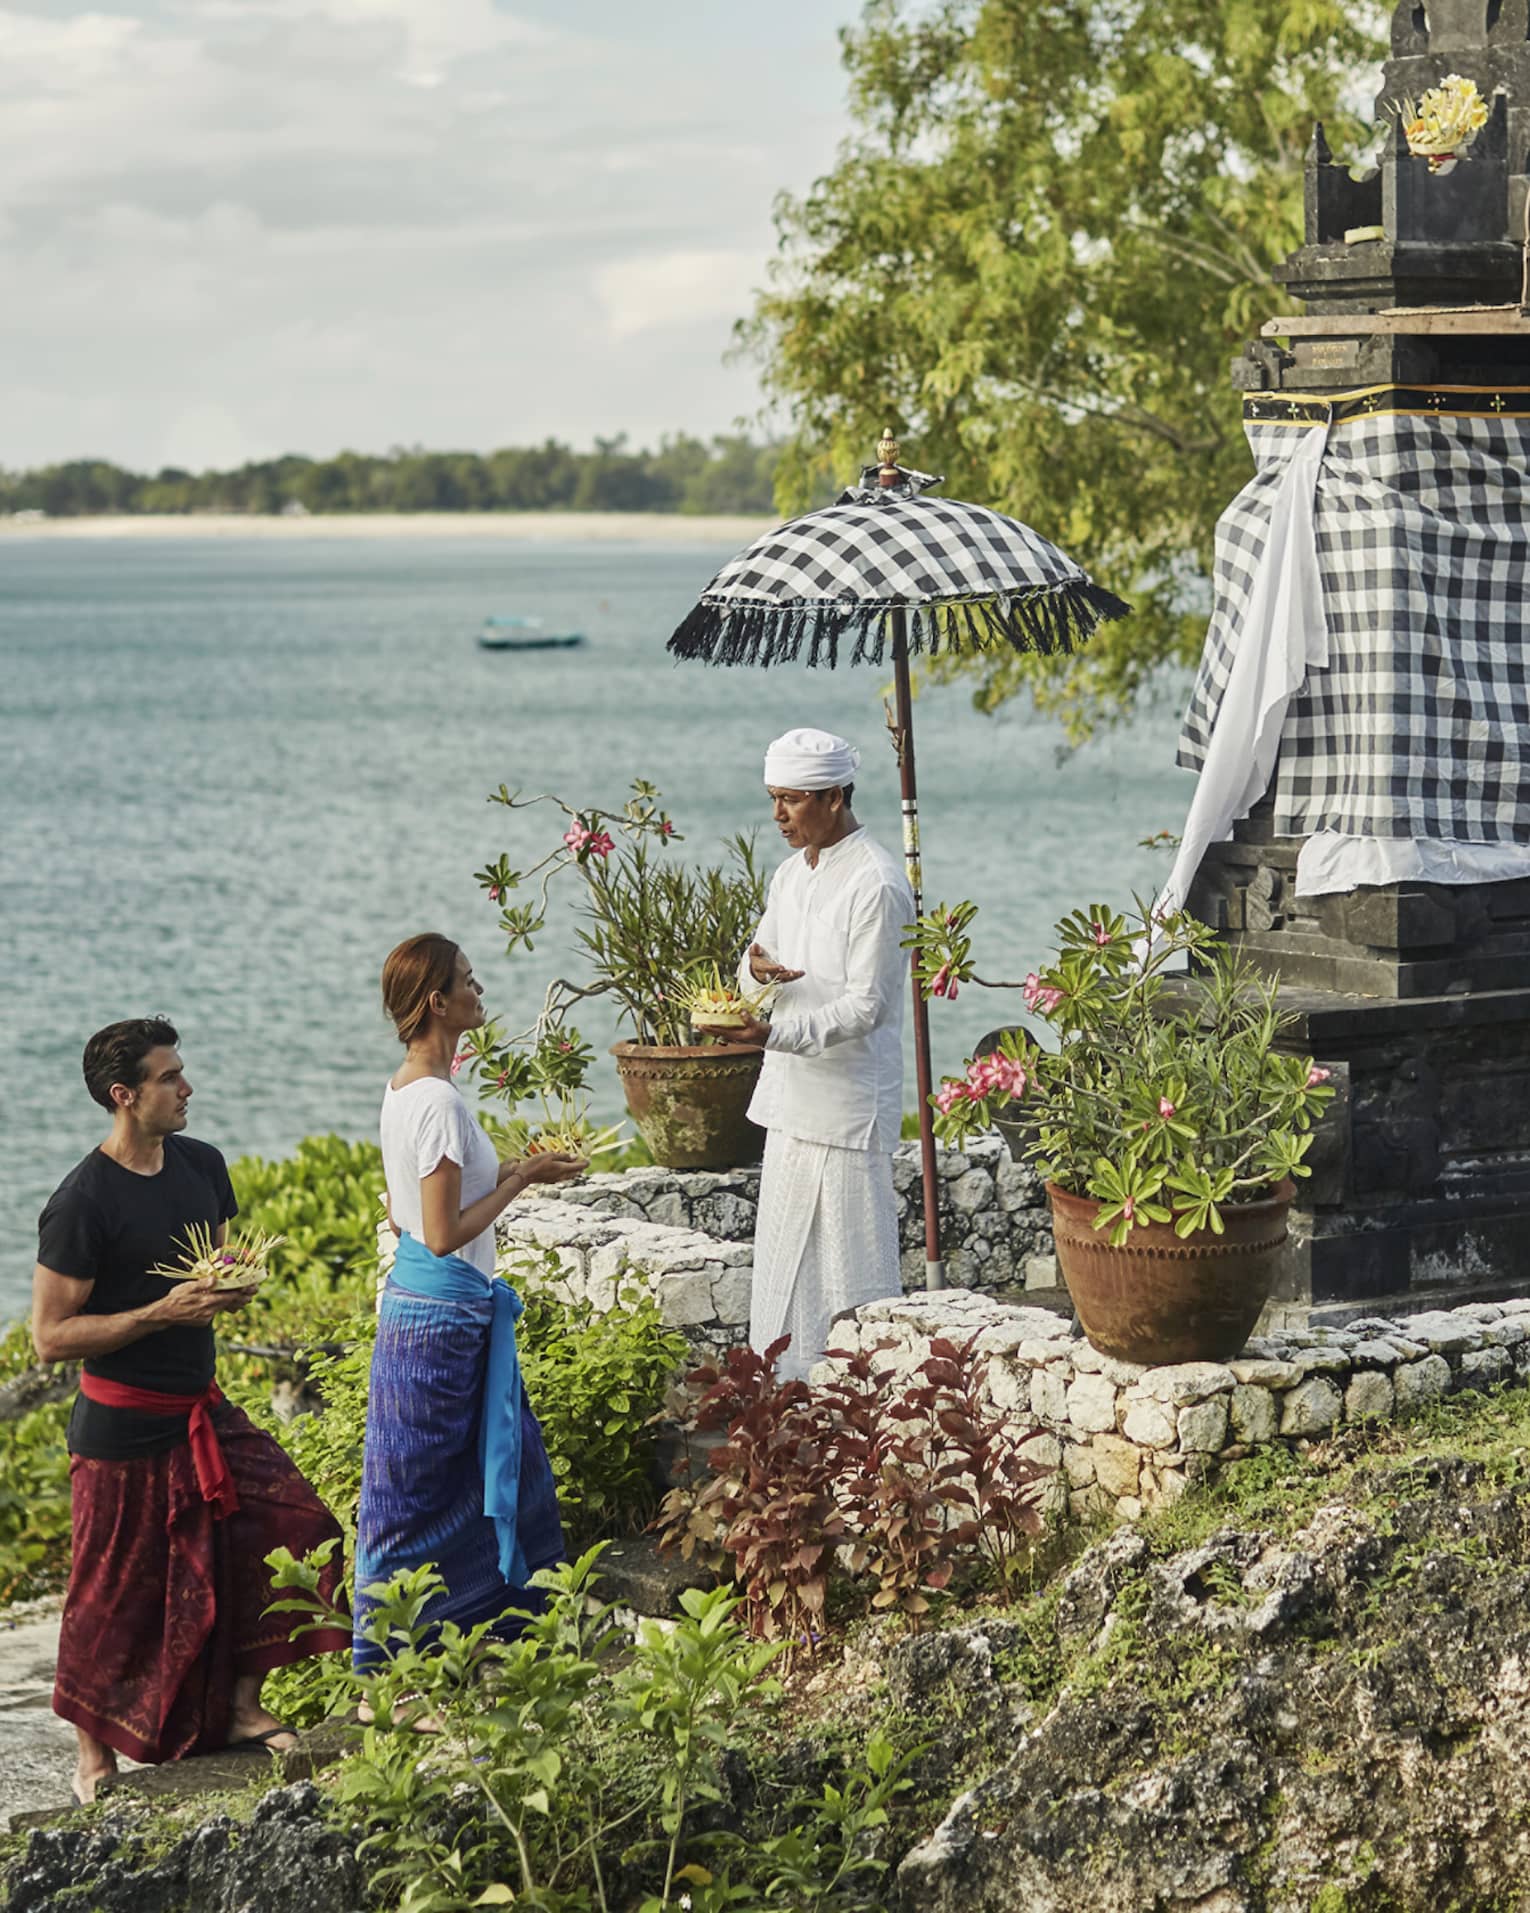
[{"xmin": 37, "ymin": 1136, "xmax": 239, "ymax": 1460}]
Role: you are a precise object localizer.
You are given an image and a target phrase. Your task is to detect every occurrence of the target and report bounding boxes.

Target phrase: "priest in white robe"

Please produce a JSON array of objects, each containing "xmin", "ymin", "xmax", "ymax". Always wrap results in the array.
[{"xmin": 726, "ymin": 726, "xmax": 914, "ymax": 1382}]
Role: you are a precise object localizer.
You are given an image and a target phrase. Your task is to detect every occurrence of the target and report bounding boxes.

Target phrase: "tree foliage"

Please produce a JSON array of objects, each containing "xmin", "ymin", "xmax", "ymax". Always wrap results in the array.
[
  {"xmin": 0, "ymin": 433, "xmax": 782, "ymax": 519},
  {"xmin": 744, "ymin": 0, "xmax": 1387, "ymax": 736}
]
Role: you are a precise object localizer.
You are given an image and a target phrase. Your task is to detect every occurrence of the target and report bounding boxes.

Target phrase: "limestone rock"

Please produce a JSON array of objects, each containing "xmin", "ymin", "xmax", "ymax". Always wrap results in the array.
[
  {"xmin": 1279, "ymin": 1377, "xmax": 1342, "ymax": 1437},
  {"xmin": 1394, "ymin": 1354, "xmax": 1453, "ymax": 1412},
  {"xmin": 1065, "ymin": 1372, "xmax": 1118, "ymax": 1435},
  {"xmin": 1459, "ymin": 1346, "xmax": 1511, "ymax": 1389},
  {"xmin": 1344, "ymin": 1370, "xmax": 1394, "ymax": 1423},
  {"xmin": 1062, "ymin": 1444, "xmax": 1096, "ymax": 1488},
  {"xmin": 950, "ymin": 1169, "xmax": 995, "ymax": 1215},
  {"xmin": 1176, "ymin": 1395, "xmax": 1230, "ymax": 1454},
  {"xmin": 659, "ymin": 1269, "xmax": 716, "ymax": 1328},
  {"xmin": 1029, "ymin": 1366, "xmax": 1068, "ymax": 1425},
  {"xmin": 3, "ymin": 1783, "xmax": 361, "ymax": 1913},
  {"xmin": 887, "ymin": 1461, "xmax": 1530, "ymax": 1912},
  {"xmin": 1226, "ymin": 1357, "xmax": 1301, "ymax": 1388},
  {"xmin": 1229, "ymin": 1383, "xmax": 1278, "ymax": 1445},
  {"xmin": 1089, "ymin": 1433, "xmax": 1142, "ymax": 1499},
  {"xmin": 1121, "ymin": 1398, "xmax": 1177, "ymax": 1450},
  {"xmin": 996, "ymin": 1157, "xmax": 1043, "ymax": 1212},
  {"xmin": 1138, "ymin": 1362, "xmax": 1237, "ymax": 1406}
]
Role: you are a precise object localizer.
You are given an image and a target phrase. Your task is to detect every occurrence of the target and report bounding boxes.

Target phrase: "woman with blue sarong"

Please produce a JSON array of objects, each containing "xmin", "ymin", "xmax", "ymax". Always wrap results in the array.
[{"xmin": 354, "ymin": 933, "xmax": 585, "ymax": 1671}]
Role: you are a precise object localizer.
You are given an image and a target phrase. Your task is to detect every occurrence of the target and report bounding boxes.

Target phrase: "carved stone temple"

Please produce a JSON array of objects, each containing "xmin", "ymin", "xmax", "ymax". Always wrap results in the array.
[{"xmin": 1183, "ymin": 0, "xmax": 1530, "ymax": 1324}]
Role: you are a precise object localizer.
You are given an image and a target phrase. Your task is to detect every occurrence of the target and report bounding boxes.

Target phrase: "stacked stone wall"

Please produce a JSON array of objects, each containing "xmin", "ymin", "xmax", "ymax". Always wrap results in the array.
[
  {"xmin": 378, "ymin": 1137, "xmax": 1054, "ymax": 1363},
  {"xmin": 820, "ymin": 1289, "xmax": 1530, "ymax": 1525}
]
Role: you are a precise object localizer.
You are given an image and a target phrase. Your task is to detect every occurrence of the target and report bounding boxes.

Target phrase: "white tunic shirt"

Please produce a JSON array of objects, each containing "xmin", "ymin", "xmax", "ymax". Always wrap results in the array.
[
  {"xmin": 380, "ymin": 1076, "xmax": 500, "ymax": 1276},
  {"xmin": 743, "ymin": 829, "xmax": 914, "ymax": 1153}
]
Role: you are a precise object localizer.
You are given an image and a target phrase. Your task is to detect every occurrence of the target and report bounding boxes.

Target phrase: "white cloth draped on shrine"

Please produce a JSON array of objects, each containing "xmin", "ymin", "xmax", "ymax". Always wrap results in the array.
[
  {"xmin": 748, "ymin": 1132, "xmax": 901, "ymax": 1382},
  {"xmin": 1163, "ymin": 393, "xmax": 1530, "ymax": 906}
]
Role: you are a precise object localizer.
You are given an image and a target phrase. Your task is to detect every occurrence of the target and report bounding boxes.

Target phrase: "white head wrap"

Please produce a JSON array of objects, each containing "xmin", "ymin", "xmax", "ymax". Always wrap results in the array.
[{"xmin": 763, "ymin": 727, "xmax": 861, "ymax": 792}]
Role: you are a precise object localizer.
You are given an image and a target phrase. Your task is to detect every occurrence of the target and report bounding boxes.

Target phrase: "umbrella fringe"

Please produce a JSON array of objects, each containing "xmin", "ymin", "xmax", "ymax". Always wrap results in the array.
[{"xmin": 667, "ymin": 580, "xmax": 1131, "ymax": 668}]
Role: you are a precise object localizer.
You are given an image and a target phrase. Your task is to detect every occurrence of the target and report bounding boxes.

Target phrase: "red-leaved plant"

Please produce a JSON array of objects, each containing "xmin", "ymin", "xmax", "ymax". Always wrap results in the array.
[{"xmin": 655, "ymin": 1333, "xmax": 1051, "ymax": 1656}]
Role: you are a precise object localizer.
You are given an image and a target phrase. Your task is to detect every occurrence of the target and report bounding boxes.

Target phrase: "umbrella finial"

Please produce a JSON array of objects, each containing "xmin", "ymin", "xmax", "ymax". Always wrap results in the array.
[{"xmin": 877, "ymin": 428, "xmax": 901, "ymax": 488}]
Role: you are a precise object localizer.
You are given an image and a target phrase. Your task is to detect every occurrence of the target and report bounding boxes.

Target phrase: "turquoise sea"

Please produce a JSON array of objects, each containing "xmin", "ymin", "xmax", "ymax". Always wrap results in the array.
[{"xmin": 0, "ymin": 532, "xmax": 1196, "ymax": 1320}]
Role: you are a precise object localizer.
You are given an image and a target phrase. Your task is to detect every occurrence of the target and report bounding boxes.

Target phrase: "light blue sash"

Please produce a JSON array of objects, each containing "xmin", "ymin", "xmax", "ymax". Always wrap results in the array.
[{"xmin": 391, "ymin": 1232, "xmax": 530, "ymax": 1587}]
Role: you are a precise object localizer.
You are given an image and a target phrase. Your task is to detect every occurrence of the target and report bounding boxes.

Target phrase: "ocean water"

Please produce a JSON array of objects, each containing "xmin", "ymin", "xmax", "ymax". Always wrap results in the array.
[{"xmin": 0, "ymin": 532, "xmax": 1196, "ymax": 1320}]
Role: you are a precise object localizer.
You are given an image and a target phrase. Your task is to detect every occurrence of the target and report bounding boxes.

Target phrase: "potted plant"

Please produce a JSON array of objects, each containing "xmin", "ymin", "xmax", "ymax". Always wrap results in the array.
[
  {"xmin": 909, "ymin": 900, "xmax": 1334, "ymax": 1365},
  {"xmin": 461, "ymin": 780, "xmax": 770, "ymax": 1170}
]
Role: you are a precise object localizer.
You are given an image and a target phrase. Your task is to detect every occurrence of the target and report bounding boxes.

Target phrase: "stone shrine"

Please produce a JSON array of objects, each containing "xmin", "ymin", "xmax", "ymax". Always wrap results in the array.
[{"xmin": 1185, "ymin": 0, "xmax": 1530, "ymax": 1322}]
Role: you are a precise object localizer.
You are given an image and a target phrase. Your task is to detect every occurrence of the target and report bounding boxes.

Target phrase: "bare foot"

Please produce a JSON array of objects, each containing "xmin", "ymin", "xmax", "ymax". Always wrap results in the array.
[{"xmin": 72, "ymin": 1757, "xmax": 117, "ymax": 1806}]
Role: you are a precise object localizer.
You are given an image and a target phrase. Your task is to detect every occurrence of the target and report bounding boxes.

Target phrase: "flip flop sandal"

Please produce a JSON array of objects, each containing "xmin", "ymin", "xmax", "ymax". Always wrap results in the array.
[{"xmin": 226, "ymin": 1725, "xmax": 299, "ymax": 1755}]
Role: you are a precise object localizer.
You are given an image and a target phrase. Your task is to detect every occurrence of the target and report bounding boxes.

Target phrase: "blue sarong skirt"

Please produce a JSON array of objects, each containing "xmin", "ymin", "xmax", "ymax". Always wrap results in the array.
[{"xmin": 352, "ymin": 1238, "xmax": 564, "ymax": 1670}]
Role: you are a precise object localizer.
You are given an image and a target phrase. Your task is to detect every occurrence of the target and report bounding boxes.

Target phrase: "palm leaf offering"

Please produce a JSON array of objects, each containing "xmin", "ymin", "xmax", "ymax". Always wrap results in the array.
[
  {"xmin": 677, "ymin": 963, "xmax": 776, "ymax": 1034},
  {"xmin": 523, "ymin": 1096, "xmax": 625, "ymax": 1161},
  {"xmin": 150, "ymin": 1220, "xmax": 286, "ymax": 1291}
]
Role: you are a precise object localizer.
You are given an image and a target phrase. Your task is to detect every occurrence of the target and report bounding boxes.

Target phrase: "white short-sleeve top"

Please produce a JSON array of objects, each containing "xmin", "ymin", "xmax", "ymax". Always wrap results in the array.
[{"xmin": 380, "ymin": 1076, "xmax": 500, "ymax": 1276}]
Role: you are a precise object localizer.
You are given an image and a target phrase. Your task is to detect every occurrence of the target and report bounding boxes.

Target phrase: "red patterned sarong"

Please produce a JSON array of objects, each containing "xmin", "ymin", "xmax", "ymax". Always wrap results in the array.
[{"xmin": 53, "ymin": 1397, "xmax": 350, "ymax": 1763}]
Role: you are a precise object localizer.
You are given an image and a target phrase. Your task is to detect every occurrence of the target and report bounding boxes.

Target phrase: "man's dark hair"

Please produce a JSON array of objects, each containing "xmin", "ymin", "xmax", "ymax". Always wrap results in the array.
[{"xmin": 82, "ymin": 1018, "xmax": 180, "ymax": 1111}]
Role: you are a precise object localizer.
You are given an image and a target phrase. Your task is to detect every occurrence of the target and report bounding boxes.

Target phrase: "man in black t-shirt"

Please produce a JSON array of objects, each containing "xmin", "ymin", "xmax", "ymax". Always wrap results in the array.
[{"xmin": 33, "ymin": 1018, "xmax": 349, "ymax": 1806}]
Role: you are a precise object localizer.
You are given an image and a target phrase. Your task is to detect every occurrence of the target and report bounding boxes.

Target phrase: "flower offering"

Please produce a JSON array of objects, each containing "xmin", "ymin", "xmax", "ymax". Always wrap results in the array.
[
  {"xmin": 1396, "ymin": 72, "xmax": 1490, "ymax": 174},
  {"xmin": 151, "ymin": 1220, "xmax": 285, "ymax": 1291},
  {"xmin": 677, "ymin": 964, "xmax": 776, "ymax": 1034}
]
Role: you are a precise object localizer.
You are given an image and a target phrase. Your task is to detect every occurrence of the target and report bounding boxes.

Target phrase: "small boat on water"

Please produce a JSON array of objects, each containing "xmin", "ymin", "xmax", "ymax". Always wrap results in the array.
[{"xmin": 477, "ymin": 615, "xmax": 586, "ymax": 652}]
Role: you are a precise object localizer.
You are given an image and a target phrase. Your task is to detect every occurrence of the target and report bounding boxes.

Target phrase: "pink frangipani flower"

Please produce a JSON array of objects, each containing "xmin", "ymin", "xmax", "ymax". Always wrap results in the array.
[
  {"xmin": 1307, "ymin": 1066, "xmax": 1332, "ymax": 1088},
  {"xmin": 1092, "ymin": 920, "xmax": 1111, "ymax": 947},
  {"xmin": 450, "ymin": 1051, "xmax": 468, "ymax": 1077},
  {"xmin": 1023, "ymin": 973, "xmax": 1064, "ymax": 1015},
  {"xmin": 1158, "ymin": 1097, "xmax": 1176, "ymax": 1119},
  {"xmin": 563, "ymin": 823, "xmax": 591, "ymax": 855},
  {"xmin": 587, "ymin": 830, "xmax": 616, "ymax": 860},
  {"xmin": 929, "ymin": 964, "xmax": 951, "ymax": 999}
]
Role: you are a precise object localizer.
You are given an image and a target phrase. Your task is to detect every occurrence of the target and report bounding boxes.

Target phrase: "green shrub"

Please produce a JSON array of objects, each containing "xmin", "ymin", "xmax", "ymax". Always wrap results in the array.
[
  {"xmin": 0, "ymin": 1318, "xmax": 38, "ymax": 1386},
  {"xmin": 516, "ymin": 1253, "xmax": 689, "ymax": 1545},
  {"xmin": 264, "ymin": 1545, "xmax": 912, "ymax": 1912},
  {"xmin": 228, "ymin": 1134, "xmax": 386, "ymax": 1346},
  {"xmin": 0, "ymin": 1398, "xmax": 73, "ymax": 1603}
]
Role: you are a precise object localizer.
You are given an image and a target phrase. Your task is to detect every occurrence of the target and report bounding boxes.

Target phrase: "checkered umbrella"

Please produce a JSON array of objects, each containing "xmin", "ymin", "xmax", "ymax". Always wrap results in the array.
[
  {"xmin": 668, "ymin": 443, "xmax": 1131, "ymax": 1291},
  {"xmin": 670, "ymin": 462, "xmax": 1129, "ymax": 670}
]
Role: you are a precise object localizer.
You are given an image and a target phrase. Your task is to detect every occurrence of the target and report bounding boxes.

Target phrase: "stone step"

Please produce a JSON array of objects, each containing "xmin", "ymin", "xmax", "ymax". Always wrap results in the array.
[{"xmin": 8, "ymin": 1720, "xmax": 362, "ymax": 1832}]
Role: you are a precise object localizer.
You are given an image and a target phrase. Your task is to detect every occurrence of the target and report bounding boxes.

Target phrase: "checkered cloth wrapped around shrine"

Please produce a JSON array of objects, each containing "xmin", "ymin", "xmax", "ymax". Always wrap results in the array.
[{"xmin": 1178, "ymin": 390, "xmax": 1530, "ymax": 845}]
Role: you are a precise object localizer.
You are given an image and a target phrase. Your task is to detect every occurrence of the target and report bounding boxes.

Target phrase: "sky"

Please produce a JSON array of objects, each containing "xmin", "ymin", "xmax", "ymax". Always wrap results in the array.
[{"xmin": 1, "ymin": 0, "xmax": 866, "ymax": 472}]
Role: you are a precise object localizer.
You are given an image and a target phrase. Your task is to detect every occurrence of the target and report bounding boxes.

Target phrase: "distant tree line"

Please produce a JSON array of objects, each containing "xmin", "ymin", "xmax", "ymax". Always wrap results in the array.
[{"xmin": 0, "ymin": 434, "xmax": 782, "ymax": 517}]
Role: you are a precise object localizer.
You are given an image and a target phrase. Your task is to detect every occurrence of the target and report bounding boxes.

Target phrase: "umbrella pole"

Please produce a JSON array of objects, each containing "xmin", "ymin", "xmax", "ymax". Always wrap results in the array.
[{"xmin": 890, "ymin": 610, "xmax": 946, "ymax": 1292}]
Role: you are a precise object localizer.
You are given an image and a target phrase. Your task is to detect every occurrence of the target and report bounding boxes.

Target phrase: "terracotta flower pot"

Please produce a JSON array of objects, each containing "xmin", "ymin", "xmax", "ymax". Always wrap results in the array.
[
  {"xmin": 611, "ymin": 1041, "xmax": 765, "ymax": 1170},
  {"xmin": 1047, "ymin": 1180, "xmax": 1295, "ymax": 1367}
]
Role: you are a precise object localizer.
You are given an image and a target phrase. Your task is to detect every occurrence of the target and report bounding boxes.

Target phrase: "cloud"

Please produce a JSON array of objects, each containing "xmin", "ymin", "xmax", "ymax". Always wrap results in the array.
[
  {"xmin": 0, "ymin": 0, "xmax": 854, "ymax": 468},
  {"xmin": 594, "ymin": 249, "xmax": 763, "ymax": 344}
]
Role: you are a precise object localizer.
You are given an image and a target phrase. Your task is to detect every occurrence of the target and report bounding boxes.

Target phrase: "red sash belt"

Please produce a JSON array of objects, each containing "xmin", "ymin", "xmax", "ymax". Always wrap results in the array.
[{"xmin": 78, "ymin": 1375, "xmax": 239, "ymax": 1520}]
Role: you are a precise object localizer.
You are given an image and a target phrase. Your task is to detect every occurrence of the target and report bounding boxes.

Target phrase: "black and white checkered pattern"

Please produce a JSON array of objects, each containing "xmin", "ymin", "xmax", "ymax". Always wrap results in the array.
[
  {"xmin": 1179, "ymin": 411, "xmax": 1530, "ymax": 843},
  {"xmin": 668, "ymin": 493, "xmax": 1130, "ymax": 668},
  {"xmin": 703, "ymin": 496, "xmax": 1083, "ymax": 607}
]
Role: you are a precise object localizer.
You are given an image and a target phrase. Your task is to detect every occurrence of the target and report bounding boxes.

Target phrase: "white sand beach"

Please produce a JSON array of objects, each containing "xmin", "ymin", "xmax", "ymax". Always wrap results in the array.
[{"xmin": 0, "ymin": 511, "xmax": 776, "ymax": 544}]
